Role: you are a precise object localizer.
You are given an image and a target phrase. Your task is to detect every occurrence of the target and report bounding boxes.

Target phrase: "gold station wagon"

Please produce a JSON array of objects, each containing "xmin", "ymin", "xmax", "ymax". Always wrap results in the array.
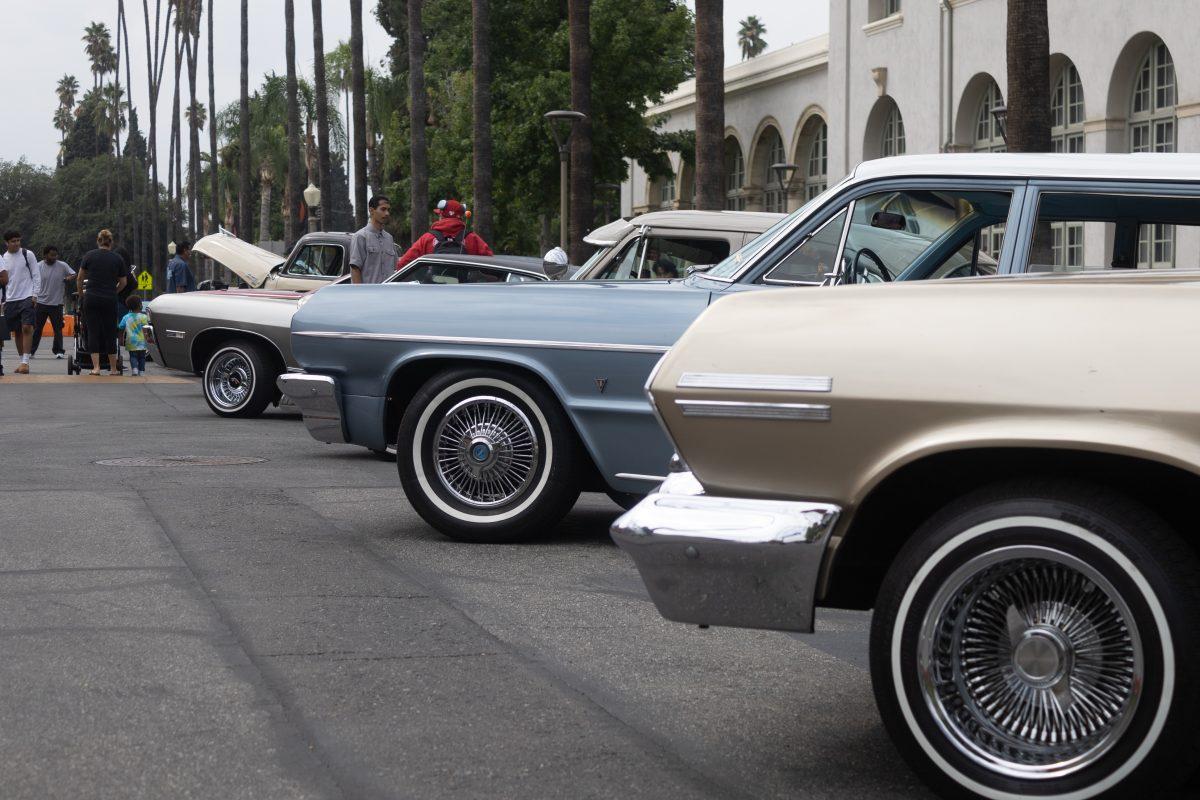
[{"xmin": 613, "ymin": 154, "xmax": 1200, "ymax": 800}]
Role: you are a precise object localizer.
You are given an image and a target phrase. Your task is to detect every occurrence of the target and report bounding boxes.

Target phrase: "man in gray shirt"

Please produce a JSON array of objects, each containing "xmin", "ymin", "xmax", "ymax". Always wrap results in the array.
[
  {"xmin": 32, "ymin": 245, "xmax": 75, "ymax": 358},
  {"xmin": 349, "ymin": 195, "xmax": 397, "ymax": 284}
]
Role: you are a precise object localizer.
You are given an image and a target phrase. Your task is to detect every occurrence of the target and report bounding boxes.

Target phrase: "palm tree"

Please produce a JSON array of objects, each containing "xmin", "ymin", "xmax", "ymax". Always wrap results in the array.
[
  {"xmin": 325, "ymin": 42, "xmax": 353, "ymax": 179},
  {"xmin": 56, "ymin": 75, "xmax": 80, "ymax": 114},
  {"xmin": 1006, "ymin": 0, "xmax": 1050, "ymax": 152},
  {"xmin": 83, "ymin": 22, "xmax": 114, "ymax": 88},
  {"xmin": 53, "ymin": 107, "xmax": 73, "ymax": 166},
  {"xmin": 169, "ymin": 16, "xmax": 184, "ymax": 240},
  {"xmin": 312, "ymin": 0, "xmax": 333, "ymax": 232},
  {"xmin": 119, "ymin": 1, "xmax": 143, "ymax": 268},
  {"xmin": 567, "ymin": 0, "xmax": 593, "ymax": 264},
  {"xmin": 349, "ymin": 0, "xmax": 368, "ymax": 228},
  {"xmin": 472, "ymin": 0, "xmax": 493, "ymax": 244},
  {"xmin": 143, "ymin": 0, "xmax": 176, "ymax": 287},
  {"xmin": 207, "ymin": 0, "xmax": 219, "ymax": 236},
  {"xmin": 738, "ymin": 16, "xmax": 767, "ymax": 60},
  {"xmin": 182, "ymin": 0, "xmax": 203, "ymax": 238},
  {"xmin": 408, "ymin": 0, "xmax": 428, "ymax": 244},
  {"xmin": 694, "ymin": 0, "xmax": 724, "ymax": 211},
  {"xmin": 238, "ymin": 0, "xmax": 252, "ymax": 240},
  {"xmin": 284, "ymin": 0, "xmax": 303, "ymax": 245}
]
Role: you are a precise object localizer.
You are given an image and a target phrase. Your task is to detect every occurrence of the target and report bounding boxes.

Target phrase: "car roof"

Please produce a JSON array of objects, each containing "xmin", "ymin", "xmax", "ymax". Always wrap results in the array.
[
  {"xmin": 852, "ymin": 153, "xmax": 1200, "ymax": 183},
  {"xmin": 585, "ymin": 210, "xmax": 784, "ymax": 246}
]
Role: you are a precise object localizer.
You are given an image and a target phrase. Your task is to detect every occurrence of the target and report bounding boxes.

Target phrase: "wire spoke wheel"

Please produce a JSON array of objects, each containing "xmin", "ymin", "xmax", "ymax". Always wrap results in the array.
[
  {"xmin": 918, "ymin": 545, "xmax": 1142, "ymax": 781},
  {"xmin": 206, "ymin": 350, "xmax": 254, "ymax": 410},
  {"xmin": 432, "ymin": 395, "xmax": 539, "ymax": 508}
]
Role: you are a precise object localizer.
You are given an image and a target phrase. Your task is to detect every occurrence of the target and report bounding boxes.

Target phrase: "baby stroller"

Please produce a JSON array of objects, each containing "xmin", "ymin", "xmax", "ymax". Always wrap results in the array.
[{"xmin": 66, "ymin": 286, "xmax": 124, "ymax": 375}]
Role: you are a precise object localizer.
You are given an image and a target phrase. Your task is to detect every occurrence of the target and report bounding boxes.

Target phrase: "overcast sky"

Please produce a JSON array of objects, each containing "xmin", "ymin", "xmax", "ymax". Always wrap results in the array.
[{"xmin": 10, "ymin": 1, "xmax": 830, "ymax": 173}]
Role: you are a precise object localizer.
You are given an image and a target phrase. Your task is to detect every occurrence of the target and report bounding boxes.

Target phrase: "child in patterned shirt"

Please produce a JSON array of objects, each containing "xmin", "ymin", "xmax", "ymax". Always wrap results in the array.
[{"xmin": 119, "ymin": 295, "xmax": 150, "ymax": 376}]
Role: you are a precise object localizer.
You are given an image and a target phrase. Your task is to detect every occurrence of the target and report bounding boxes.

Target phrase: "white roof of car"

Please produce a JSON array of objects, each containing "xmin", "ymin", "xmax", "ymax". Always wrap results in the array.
[
  {"xmin": 852, "ymin": 153, "xmax": 1200, "ymax": 183},
  {"xmin": 584, "ymin": 210, "xmax": 784, "ymax": 246}
]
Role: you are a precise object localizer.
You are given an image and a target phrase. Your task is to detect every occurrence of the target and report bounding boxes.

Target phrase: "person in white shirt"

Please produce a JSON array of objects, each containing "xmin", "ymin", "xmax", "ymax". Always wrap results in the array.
[
  {"xmin": 31, "ymin": 245, "xmax": 75, "ymax": 359},
  {"xmin": 0, "ymin": 230, "xmax": 42, "ymax": 374}
]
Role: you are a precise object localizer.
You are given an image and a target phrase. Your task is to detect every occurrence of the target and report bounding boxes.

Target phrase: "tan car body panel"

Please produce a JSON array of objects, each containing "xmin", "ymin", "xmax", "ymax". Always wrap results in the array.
[{"xmin": 650, "ymin": 275, "xmax": 1200, "ymax": 566}]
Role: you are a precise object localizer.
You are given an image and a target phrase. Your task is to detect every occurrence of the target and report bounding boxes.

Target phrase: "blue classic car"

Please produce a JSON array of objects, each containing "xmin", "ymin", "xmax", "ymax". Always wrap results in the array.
[{"xmin": 281, "ymin": 155, "xmax": 1031, "ymax": 542}]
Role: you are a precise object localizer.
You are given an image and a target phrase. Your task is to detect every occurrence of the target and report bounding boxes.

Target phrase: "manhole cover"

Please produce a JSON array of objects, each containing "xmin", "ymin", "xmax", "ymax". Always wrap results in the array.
[{"xmin": 95, "ymin": 456, "xmax": 268, "ymax": 467}]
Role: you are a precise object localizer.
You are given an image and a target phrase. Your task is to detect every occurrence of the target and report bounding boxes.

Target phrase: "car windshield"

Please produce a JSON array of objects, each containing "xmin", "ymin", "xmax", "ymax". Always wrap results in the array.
[
  {"xmin": 704, "ymin": 175, "xmax": 852, "ymax": 280},
  {"xmin": 571, "ymin": 245, "xmax": 613, "ymax": 279}
]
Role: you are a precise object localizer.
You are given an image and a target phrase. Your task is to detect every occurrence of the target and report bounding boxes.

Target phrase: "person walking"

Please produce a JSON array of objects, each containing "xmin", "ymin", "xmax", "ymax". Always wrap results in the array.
[
  {"xmin": 31, "ymin": 245, "xmax": 75, "ymax": 359},
  {"xmin": 396, "ymin": 199, "xmax": 493, "ymax": 270},
  {"xmin": 166, "ymin": 242, "xmax": 196, "ymax": 293},
  {"xmin": 119, "ymin": 295, "xmax": 150, "ymax": 377},
  {"xmin": 76, "ymin": 229, "xmax": 128, "ymax": 376},
  {"xmin": 0, "ymin": 230, "xmax": 42, "ymax": 374},
  {"xmin": 349, "ymin": 195, "xmax": 398, "ymax": 284}
]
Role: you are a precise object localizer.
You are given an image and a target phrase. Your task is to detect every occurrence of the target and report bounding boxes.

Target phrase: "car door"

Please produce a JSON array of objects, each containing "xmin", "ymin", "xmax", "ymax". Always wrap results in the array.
[{"xmin": 265, "ymin": 242, "xmax": 346, "ymax": 291}]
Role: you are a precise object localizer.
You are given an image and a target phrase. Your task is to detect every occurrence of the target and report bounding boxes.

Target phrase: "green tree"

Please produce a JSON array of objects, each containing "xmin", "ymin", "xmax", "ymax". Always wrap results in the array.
[
  {"xmin": 737, "ymin": 15, "xmax": 767, "ymax": 60},
  {"xmin": 375, "ymin": 0, "xmax": 693, "ymax": 255}
]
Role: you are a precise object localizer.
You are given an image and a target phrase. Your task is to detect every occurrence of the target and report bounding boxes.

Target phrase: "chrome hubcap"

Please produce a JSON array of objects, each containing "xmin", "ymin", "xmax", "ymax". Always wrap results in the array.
[
  {"xmin": 918, "ymin": 546, "xmax": 1142, "ymax": 779},
  {"xmin": 207, "ymin": 351, "xmax": 252, "ymax": 409},
  {"xmin": 432, "ymin": 396, "xmax": 539, "ymax": 508}
]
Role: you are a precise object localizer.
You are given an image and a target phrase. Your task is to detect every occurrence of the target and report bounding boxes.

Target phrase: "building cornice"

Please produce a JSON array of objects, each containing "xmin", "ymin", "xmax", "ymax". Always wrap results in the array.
[{"xmin": 648, "ymin": 35, "xmax": 830, "ymax": 117}]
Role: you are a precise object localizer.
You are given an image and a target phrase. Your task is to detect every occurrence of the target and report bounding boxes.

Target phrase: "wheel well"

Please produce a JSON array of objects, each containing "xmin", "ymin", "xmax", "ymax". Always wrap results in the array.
[
  {"xmin": 190, "ymin": 329, "xmax": 286, "ymax": 382},
  {"xmin": 821, "ymin": 448, "xmax": 1200, "ymax": 610},
  {"xmin": 382, "ymin": 357, "xmax": 608, "ymax": 492}
]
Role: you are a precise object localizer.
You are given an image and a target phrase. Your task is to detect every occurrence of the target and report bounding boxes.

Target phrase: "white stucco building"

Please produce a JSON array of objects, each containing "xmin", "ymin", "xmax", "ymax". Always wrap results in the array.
[{"xmin": 623, "ymin": 0, "xmax": 1200, "ymax": 227}]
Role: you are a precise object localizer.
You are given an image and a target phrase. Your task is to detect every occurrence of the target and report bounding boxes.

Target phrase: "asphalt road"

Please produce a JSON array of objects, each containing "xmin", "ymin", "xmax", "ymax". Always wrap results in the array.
[{"xmin": 0, "ymin": 352, "xmax": 931, "ymax": 800}]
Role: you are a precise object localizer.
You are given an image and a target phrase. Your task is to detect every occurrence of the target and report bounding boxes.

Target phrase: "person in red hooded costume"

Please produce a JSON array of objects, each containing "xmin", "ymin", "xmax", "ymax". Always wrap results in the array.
[{"xmin": 395, "ymin": 199, "xmax": 494, "ymax": 269}]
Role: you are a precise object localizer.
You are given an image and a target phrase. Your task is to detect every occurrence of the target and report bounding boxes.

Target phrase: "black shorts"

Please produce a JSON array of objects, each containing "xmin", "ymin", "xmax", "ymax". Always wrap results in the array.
[
  {"xmin": 83, "ymin": 294, "xmax": 120, "ymax": 354},
  {"xmin": 3, "ymin": 297, "xmax": 35, "ymax": 333}
]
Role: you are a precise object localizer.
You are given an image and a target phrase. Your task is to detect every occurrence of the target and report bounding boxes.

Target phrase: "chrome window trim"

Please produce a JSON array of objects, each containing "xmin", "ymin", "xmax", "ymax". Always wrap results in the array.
[
  {"xmin": 293, "ymin": 330, "xmax": 671, "ymax": 355},
  {"xmin": 678, "ymin": 373, "xmax": 832, "ymax": 392},
  {"xmin": 762, "ymin": 200, "xmax": 855, "ymax": 286},
  {"xmin": 675, "ymin": 399, "xmax": 831, "ymax": 421}
]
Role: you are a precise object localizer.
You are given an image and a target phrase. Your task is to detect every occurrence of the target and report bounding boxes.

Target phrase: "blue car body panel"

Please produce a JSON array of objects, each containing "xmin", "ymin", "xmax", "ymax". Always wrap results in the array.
[{"xmin": 290, "ymin": 281, "xmax": 716, "ymax": 492}]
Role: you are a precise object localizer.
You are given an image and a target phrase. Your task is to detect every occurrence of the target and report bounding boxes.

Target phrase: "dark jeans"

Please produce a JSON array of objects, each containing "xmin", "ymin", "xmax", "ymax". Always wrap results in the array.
[
  {"xmin": 128, "ymin": 350, "xmax": 146, "ymax": 372},
  {"xmin": 31, "ymin": 304, "xmax": 65, "ymax": 355}
]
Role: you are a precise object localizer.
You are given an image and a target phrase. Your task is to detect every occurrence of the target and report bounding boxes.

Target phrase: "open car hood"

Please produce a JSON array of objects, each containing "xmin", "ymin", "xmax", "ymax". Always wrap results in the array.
[{"xmin": 192, "ymin": 231, "xmax": 284, "ymax": 288}]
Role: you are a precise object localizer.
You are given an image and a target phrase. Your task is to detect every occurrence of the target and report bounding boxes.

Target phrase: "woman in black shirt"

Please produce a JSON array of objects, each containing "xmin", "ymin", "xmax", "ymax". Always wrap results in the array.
[{"xmin": 76, "ymin": 229, "xmax": 128, "ymax": 375}]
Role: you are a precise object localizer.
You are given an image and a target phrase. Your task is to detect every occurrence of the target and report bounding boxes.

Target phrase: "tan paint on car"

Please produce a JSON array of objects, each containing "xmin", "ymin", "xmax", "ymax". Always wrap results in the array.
[{"xmin": 651, "ymin": 274, "xmax": 1200, "ymax": 564}]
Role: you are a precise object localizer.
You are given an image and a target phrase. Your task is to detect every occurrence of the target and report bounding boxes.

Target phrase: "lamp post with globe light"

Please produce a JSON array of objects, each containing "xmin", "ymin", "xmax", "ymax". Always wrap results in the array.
[
  {"xmin": 544, "ymin": 110, "xmax": 587, "ymax": 250},
  {"xmin": 304, "ymin": 182, "xmax": 322, "ymax": 233}
]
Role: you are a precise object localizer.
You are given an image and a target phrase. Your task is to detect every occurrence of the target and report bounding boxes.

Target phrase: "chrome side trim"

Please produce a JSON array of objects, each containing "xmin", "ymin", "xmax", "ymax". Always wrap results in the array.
[
  {"xmin": 164, "ymin": 329, "xmax": 186, "ymax": 339},
  {"xmin": 678, "ymin": 372, "xmax": 832, "ymax": 392},
  {"xmin": 614, "ymin": 472, "xmax": 668, "ymax": 484},
  {"xmin": 611, "ymin": 470, "xmax": 842, "ymax": 632},
  {"xmin": 276, "ymin": 372, "xmax": 347, "ymax": 444},
  {"xmin": 145, "ymin": 325, "xmax": 166, "ymax": 368},
  {"xmin": 294, "ymin": 331, "xmax": 670, "ymax": 355},
  {"xmin": 676, "ymin": 399, "xmax": 831, "ymax": 421}
]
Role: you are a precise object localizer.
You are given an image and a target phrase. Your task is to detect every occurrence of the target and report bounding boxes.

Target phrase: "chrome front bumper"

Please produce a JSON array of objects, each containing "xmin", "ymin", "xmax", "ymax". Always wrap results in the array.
[
  {"xmin": 144, "ymin": 324, "xmax": 165, "ymax": 367},
  {"xmin": 611, "ymin": 472, "xmax": 841, "ymax": 633},
  {"xmin": 276, "ymin": 371, "xmax": 347, "ymax": 444}
]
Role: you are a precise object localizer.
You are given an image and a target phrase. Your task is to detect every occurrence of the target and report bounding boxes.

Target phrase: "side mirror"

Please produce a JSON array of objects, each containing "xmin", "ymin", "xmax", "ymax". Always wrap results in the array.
[
  {"xmin": 871, "ymin": 211, "xmax": 907, "ymax": 231},
  {"xmin": 542, "ymin": 260, "xmax": 569, "ymax": 280}
]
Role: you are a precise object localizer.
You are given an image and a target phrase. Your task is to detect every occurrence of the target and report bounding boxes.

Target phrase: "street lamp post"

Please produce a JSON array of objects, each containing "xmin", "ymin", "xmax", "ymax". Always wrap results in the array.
[
  {"xmin": 771, "ymin": 162, "xmax": 799, "ymax": 211},
  {"xmin": 991, "ymin": 103, "xmax": 1008, "ymax": 144},
  {"xmin": 303, "ymin": 183, "xmax": 322, "ymax": 233},
  {"xmin": 544, "ymin": 110, "xmax": 587, "ymax": 250}
]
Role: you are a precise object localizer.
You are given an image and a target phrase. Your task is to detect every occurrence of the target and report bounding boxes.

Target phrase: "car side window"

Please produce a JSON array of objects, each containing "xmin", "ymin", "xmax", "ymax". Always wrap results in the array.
[
  {"xmin": 1024, "ymin": 191, "xmax": 1200, "ymax": 272},
  {"xmin": 286, "ymin": 244, "xmax": 343, "ymax": 277},
  {"xmin": 506, "ymin": 272, "xmax": 540, "ymax": 283},
  {"xmin": 594, "ymin": 236, "xmax": 731, "ymax": 280},
  {"xmin": 840, "ymin": 190, "xmax": 1012, "ymax": 283}
]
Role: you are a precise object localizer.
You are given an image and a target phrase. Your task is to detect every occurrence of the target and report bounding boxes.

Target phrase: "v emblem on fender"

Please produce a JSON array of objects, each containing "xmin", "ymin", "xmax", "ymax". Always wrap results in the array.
[{"xmin": 595, "ymin": 378, "xmax": 608, "ymax": 393}]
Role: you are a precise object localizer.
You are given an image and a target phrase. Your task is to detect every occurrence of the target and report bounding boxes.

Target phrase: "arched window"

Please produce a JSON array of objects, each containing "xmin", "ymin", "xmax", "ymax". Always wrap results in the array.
[
  {"xmin": 1050, "ymin": 62, "xmax": 1085, "ymax": 268},
  {"xmin": 761, "ymin": 129, "xmax": 787, "ymax": 213},
  {"xmin": 1051, "ymin": 63, "xmax": 1085, "ymax": 153},
  {"xmin": 724, "ymin": 137, "xmax": 745, "ymax": 211},
  {"xmin": 659, "ymin": 174, "xmax": 676, "ymax": 208},
  {"xmin": 805, "ymin": 120, "xmax": 828, "ymax": 201},
  {"xmin": 1130, "ymin": 41, "xmax": 1177, "ymax": 267},
  {"xmin": 882, "ymin": 103, "xmax": 905, "ymax": 157},
  {"xmin": 974, "ymin": 81, "xmax": 1006, "ymax": 153}
]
